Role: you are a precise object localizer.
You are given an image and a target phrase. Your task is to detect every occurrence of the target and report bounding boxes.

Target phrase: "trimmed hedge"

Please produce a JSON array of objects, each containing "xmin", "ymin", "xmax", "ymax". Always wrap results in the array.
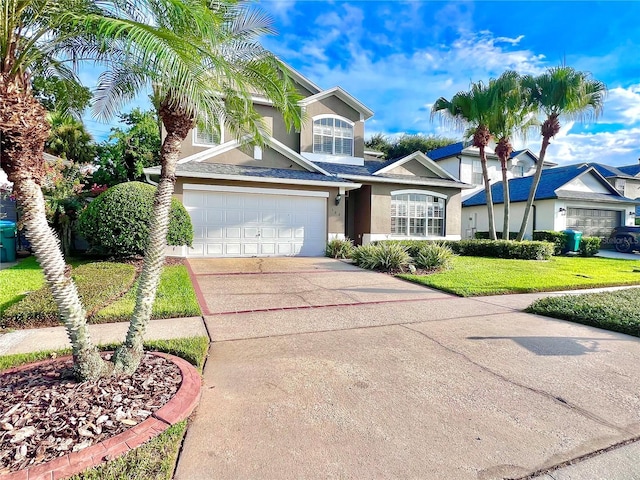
[
  {"xmin": 579, "ymin": 236, "xmax": 601, "ymax": 257},
  {"xmin": 533, "ymin": 230, "xmax": 566, "ymax": 255},
  {"xmin": 375, "ymin": 239, "xmax": 554, "ymax": 261},
  {"xmin": 1, "ymin": 262, "xmax": 136, "ymax": 329},
  {"xmin": 78, "ymin": 182, "xmax": 193, "ymax": 257},
  {"xmin": 474, "ymin": 231, "xmax": 519, "ymax": 240}
]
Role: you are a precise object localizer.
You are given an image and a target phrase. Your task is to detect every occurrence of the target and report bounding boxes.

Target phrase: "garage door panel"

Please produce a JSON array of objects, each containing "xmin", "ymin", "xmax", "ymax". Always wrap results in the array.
[{"xmin": 184, "ymin": 190, "xmax": 327, "ymax": 258}]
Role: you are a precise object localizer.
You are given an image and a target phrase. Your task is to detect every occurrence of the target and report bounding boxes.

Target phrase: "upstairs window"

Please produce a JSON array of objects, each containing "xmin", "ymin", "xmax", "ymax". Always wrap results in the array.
[
  {"xmin": 472, "ymin": 160, "xmax": 484, "ymax": 185},
  {"xmin": 193, "ymin": 126, "xmax": 220, "ymax": 147},
  {"xmin": 391, "ymin": 193, "xmax": 445, "ymax": 237},
  {"xmin": 512, "ymin": 164, "xmax": 524, "ymax": 177},
  {"xmin": 313, "ymin": 117, "xmax": 353, "ymax": 156},
  {"xmin": 615, "ymin": 178, "xmax": 626, "ymax": 194}
]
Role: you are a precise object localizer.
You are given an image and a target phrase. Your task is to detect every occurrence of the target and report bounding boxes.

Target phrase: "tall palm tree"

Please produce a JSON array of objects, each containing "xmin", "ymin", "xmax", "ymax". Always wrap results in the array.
[
  {"xmin": 515, "ymin": 67, "xmax": 606, "ymax": 241},
  {"xmin": 432, "ymin": 81, "xmax": 497, "ymax": 239},
  {"xmin": 91, "ymin": 2, "xmax": 302, "ymax": 374},
  {"xmin": 487, "ymin": 71, "xmax": 535, "ymax": 239}
]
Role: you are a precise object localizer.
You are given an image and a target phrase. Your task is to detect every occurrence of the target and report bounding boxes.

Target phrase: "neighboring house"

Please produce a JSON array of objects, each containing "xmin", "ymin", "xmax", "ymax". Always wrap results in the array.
[
  {"xmin": 589, "ymin": 163, "xmax": 640, "ymax": 205},
  {"xmin": 426, "ymin": 141, "xmax": 557, "ymax": 200},
  {"xmin": 462, "ymin": 163, "xmax": 640, "ymax": 239},
  {"xmin": 145, "ymin": 66, "xmax": 471, "ymax": 258}
]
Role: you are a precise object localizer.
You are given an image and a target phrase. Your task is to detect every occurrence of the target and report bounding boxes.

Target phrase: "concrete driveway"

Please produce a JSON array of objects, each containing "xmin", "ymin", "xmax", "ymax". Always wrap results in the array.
[{"xmin": 176, "ymin": 258, "xmax": 640, "ymax": 480}]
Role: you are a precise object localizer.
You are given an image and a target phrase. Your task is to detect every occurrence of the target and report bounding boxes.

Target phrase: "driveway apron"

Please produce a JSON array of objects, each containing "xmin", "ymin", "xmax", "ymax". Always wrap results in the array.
[{"xmin": 176, "ymin": 258, "xmax": 640, "ymax": 480}]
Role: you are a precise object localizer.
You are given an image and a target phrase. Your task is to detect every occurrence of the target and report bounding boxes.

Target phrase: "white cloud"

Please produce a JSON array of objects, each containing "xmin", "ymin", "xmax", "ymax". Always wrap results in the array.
[{"xmin": 600, "ymin": 85, "xmax": 640, "ymax": 126}]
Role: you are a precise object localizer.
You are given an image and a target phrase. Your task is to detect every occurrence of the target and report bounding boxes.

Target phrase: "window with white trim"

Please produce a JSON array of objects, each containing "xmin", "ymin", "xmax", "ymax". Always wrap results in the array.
[
  {"xmin": 193, "ymin": 127, "xmax": 220, "ymax": 147},
  {"xmin": 391, "ymin": 193, "xmax": 445, "ymax": 237},
  {"xmin": 313, "ymin": 117, "xmax": 353, "ymax": 156},
  {"xmin": 511, "ymin": 164, "xmax": 524, "ymax": 177},
  {"xmin": 472, "ymin": 160, "xmax": 484, "ymax": 185}
]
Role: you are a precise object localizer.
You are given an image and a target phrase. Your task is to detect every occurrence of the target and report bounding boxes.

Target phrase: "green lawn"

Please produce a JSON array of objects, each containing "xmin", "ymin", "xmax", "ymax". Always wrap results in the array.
[
  {"xmin": 399, "ymin": 256, "xmax": 640, "ymax": 296},
  {"xmin": 1, "ymin": 336, "xmax": 209, "ymax": 480},
  {"xmin": 1, "ymin": 258, "xmax": 200, "ymax": 328},
  {"xmin": 526, "ymin": 288, "xmax": 640, "ymax": 338}
]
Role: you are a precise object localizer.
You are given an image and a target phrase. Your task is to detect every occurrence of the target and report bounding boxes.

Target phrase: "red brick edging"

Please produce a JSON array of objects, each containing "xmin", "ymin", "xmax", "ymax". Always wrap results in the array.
[{"xmin": 2, "ymin": 352, "xmax": 201, "ymax": 480}]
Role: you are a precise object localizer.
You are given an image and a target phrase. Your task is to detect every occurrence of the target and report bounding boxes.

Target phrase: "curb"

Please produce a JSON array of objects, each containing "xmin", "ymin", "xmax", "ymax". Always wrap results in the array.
[{"xmin": 1, "ymin": 352, "xmax": 201, "ymax": 480}]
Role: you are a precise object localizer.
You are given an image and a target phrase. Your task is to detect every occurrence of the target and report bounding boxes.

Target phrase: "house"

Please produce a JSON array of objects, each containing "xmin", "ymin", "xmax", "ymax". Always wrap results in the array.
[
  {"xmin": 426, "ymin": 141, "xmax": 557, "ymax": 200},
  {"xmin": 461, "ymin": 163, "xmax": 640, "ymax": 239},
  {"xmin": 145, "ymin": 66, "xmax": 471, "ymax": 257}
]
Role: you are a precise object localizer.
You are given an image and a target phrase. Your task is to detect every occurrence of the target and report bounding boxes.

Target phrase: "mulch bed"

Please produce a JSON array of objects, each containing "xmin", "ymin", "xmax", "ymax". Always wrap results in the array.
[{"xmin": 0, "ymin": 353, "xmax": 181, "ymax": 475}]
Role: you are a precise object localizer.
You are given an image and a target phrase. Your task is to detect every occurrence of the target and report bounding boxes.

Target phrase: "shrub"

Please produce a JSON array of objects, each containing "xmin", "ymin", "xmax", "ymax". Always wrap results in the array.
[
  {"xmin": 474, "ymin": 231, "xmax": 518, "ymax": 240},
  {"xmin": 352, "ymin": 243, "xmax": 411, "ymax": 271},
  {"xmin": 375, "ymin": 239, "xmax": 553, "ymax": 260},
  {"xmin": 77, "ymin": 182, "xmax": 193, "ymax": 257},
  {"xmin": 325, "ymin": 237, "xmax": 355, "ymax": 259},
  {"xmin": 414, "ymin": 242, "xmax": 455, "ymax": 271},
  {"xmin": 579, "ymin": 236, "xmax": 601, "ymax": 257},
  {"xmin": 533, "ymin": 230, "xmax": 567, "ymax": 255}
]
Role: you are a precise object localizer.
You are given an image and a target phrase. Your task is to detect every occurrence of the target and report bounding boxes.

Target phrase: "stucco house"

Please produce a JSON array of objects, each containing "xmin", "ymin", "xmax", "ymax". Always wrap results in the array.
[
  {"xmin": 145, "ymin": 66, "xmax": 471, "ymax": 257},
  {"xmin": 426, "ymin": 141, "xmax": 557, "ymax": 200},
  {"xmin": 461, "ymin": 163, "xmax": 640, "ymax": 239}
]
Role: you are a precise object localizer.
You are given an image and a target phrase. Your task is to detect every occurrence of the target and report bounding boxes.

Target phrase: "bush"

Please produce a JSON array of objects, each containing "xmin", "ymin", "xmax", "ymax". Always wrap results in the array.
[
  {"xmin": 325, "ymin": 238, "xmax": 355, "ymax": 259},
  {"xmin": 352, "ymin": 243, "xmax": 411, "ymax": 271},
  {"xmin": 474, "ymin": 231, "xmax": 518, "ymax": 240},
  {"xmin": 533, "ymin": 230, "xmax": 567, "ymax": 255},
  {"xmin": 579, "ymin": 236, "xmax": 601, "ymax": 256},
  {"xmin": 414, "ymin": 242, "xmax": 455, "ymax": 271},
  {"xmin": 77, "ymin": 182, "xmax": 193, "ymax": 257},
  {"xmin": 451, "ymin": 239, "xmax": 554, "ymax": 260}
]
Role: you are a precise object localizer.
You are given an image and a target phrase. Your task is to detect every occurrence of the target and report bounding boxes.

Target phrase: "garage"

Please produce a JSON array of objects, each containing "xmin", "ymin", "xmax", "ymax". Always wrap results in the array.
[
  {"xmin": 566, "ymin": 207, "xmax": 621, "ymax": 238},
  {"xmin": 183, "ymin": 185, "xmax": 328, "ymax": 257}
]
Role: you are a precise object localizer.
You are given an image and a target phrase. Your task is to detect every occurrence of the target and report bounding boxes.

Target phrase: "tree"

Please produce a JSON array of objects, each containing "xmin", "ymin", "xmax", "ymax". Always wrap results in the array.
[
  {"xmin": 364, "ymin": 133, "xmax": 458, "ymax": 160},
  {"xmin": 486, "ymin": 71, "xmax": 535, "ymax": 239},
  {"xmin": 432, "ymin": 82, "xmax": 498, "ymax": 240},
  {"xmin": 1, "ymin": 0, "xmax": 272, "ymax": 380},
  {"xmin": 32, "ymin": 74, "xmax": 92, "ymax": 119},
  {"xmin": 93, "ymin": 108, "xmax": 161, "ymax": 185},
  {"xmin": 92, "ymin": 1, "xmax": 302, "ymax": 374},
  {"xmin": 45, "ymin": 112, "xmax": 97, "ymax": 164},
  {"xmin": 515, "ymin": 67, "xmax": 606, "ymax": 241}
]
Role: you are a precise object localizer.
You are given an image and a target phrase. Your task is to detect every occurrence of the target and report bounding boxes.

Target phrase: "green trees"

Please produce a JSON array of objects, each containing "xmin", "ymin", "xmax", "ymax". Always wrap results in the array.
[
  {"xmin": 1, "ymin": 0, "xmax": 299, "ymax": 380},
  {"xmin": 364, "ymin": 133, "xmax": 457, "ymax": 159},
  {"xmin": 515, "ymin": 67, "xmax": 606, "ymax": 240},
  {"xmin": 432, "ymin": 81, "xmax": 498, "ymax": 240}
]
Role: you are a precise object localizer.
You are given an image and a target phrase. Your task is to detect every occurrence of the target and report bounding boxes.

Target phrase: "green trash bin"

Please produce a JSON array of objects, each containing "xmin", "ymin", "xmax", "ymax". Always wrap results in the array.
[
  {"xmin": 0, "ymin": 220, "xmax": 17, "ymax": 262},
  {"xmin": 562, "ymin": 229, "xmax": 582, "ymax": 253}
]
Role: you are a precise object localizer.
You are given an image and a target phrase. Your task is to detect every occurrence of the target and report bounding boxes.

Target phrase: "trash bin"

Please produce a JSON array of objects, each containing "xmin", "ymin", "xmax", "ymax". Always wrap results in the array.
[
  {"xmin": 562, "ymin": 229, "xmax": 582, "ymax": 253},
  {"xmin": 0, "ymin": 220, "xmax": 17, "ymax": 262}
]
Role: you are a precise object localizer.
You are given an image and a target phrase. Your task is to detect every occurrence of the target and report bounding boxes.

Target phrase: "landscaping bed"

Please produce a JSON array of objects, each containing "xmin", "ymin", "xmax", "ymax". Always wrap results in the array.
[
  {"xmin": 0, "ymin": 337, "xmax": 208, "ymax": 480},
  {"xmin": 526, "ymin": 288, "xmax": 640, "ymax": 337},
  {"xmin": 398, "ymin": 256, "xmax": 640, "ymax": 296}
]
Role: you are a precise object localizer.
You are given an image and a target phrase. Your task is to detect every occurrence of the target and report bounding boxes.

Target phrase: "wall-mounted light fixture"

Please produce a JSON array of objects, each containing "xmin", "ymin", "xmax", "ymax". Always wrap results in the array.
[
  {"xmin": 558, "ymin": 207, "xmax": 566, "ymax": 214},
  {"xmin": 335, "ymin": 193, "xmax": 342, "ymax": 206},
  {"xmin": 630, "ymin": 211, "xmax": 637, "ymax": 217}
]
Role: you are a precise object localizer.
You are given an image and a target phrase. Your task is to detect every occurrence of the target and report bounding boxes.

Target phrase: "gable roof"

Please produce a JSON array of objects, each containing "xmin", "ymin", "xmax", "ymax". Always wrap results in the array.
[
  {"xmin": 462, "ymin": 163, "xmax": 637, "ymax": 207},
  {"xmin": 426, "ymin": 141, "xmax": 469, "ymax": 161},
  {"xmin": 281, "ymin": 63, "xmax": 322, "ymax": 95},
  {"xmin": 298, "ymin": 87, "xmax": 374, "ymax": 120},
  {"xmin": 373, "ymin": 151, "xmax": 459, "ymax": 181},
  {"xmin": 618, "ymin": 164, "xmax": 640, "ymax": 176}
]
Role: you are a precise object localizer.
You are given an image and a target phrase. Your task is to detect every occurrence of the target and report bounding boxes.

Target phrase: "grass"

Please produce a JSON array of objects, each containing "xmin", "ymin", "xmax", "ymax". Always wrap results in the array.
[
  {"xmin": 1, "ymin": 260, "xmax": 200, "ymax": 329},
  {"xmin": 526, "ymin": 288, "xmax": 640, "ymax": 338},
  {"xmin": 92, "ymin": 265, "xmax": 200, "ymax": 323},
  {"xmin": 398, "ymin": 255, "xmax": 640, "ymax": 297},
  {"xmin": 0, "ymin": 336, "xmax": 209, "ymax": 480}
]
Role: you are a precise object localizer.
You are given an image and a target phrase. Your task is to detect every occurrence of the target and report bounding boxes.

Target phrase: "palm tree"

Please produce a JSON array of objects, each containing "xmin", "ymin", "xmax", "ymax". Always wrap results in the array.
[
  {"xmin": 1, "ymin": 0, "xmax": 300, "ymax": 380},
  {"xmin": 515, "ymin": 67, "xmax": 606, "ymax": 241},
  {"xmin": 91, "ymin": 2, "xmax": 302, "ymax": 374},
  {"xmin": 432, "ymin": 81, "xmax": 498, "ymax": 240},
  {"xmin": 487, "ymin": 71, "xmax": 535, "ymax": 239}
]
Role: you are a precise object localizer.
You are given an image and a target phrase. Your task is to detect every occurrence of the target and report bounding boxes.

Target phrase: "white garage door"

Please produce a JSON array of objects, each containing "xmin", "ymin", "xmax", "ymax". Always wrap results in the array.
[
  {"xmin": 566, "ymin": 208, "xmax": 621, "ymax": 238},
  {"xmin": 184, "ymin": 187, "xmax": 327, "ymax": 257}
]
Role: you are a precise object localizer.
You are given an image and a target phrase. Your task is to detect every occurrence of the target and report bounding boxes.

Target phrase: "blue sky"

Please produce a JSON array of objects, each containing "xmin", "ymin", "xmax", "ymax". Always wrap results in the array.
[{"xmin": 83, "ymin": 0, "xmax": 640, "ymax": 167}]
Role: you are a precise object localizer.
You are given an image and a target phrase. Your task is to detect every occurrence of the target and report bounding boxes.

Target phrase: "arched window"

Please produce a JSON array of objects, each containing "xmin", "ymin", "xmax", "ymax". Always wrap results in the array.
[
  {"xmin": 391, "ymin": 192, "xmax": 446, "ymax": 236},
  {"xmin": 313, "ymin": 117, "xmax": 353, "ymax": 156}
]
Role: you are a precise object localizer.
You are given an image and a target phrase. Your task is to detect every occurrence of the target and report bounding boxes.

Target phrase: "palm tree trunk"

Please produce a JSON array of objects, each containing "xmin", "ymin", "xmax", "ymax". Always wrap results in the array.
[
  {"xmin": 479, "ymin": 146, "xmax": 497, "ymax": 240},
  {"xmin": 501, "ymin": 157, "xmax": 510, "ymax": 239},
  {"xmin": 1, "ymin": 77, "xmax": 109, "ymax": 381},
  {"xmin": 113, "ymin": 103, "xmax": 194, "ymax": 375},
  {"xmin": 515, "ymin": 114, "xmax": 559, "ymax": 241}
]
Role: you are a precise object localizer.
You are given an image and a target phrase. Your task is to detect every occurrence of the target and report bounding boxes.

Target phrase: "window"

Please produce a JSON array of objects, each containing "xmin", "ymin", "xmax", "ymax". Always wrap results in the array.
[
  {"xmin": 512, "ymin": 164, "xmax": 524, "ymax": 177},
  {"xmin": 193, "ymin": 127, "xmax": 220, "ymax": 146},
  {"xmin": 615, "ymin": 179, "xmax": 626, "ymax": 194},
  {"xmin": 313, "ymin": 117, "xmax": 353, "ymax": 156},
  {"xmin": 391, "ymin": 193, "xmax": 445, "ymax": 237},
  {"xmin": 472, "ymin": 160, "xmax": 484, "ymax": 185}
]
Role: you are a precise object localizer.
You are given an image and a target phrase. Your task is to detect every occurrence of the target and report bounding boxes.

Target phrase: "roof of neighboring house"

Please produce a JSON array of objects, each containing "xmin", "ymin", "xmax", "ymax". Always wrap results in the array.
[
  {"xmin": 462, "ymin": 163, "xmax": 639, "ymax": 207},
  {"xmin": 425, "ymin": 142, "xmax": 469, "ymax": 161},
  {"xmin": 145, "ymin": 162, "xmax": 357, "ymax": 188},
  {"xmin": 618, "ymin": 164, "xmax": 640, "ymax": 176}
]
